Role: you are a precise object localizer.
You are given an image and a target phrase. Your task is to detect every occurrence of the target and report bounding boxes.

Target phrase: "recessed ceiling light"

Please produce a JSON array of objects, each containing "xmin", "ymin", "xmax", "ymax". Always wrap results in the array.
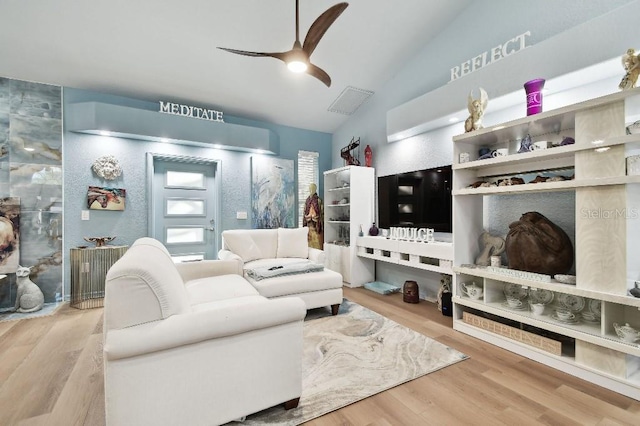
[
  {"xmin": 591, "ymin": 139, "xmax": 604, "ymax": 145},
  {"xmin": 99, "ymin": 131, "xmax": 111, "ymax": 136},
  {"xmin": 159, "ymin": 138, "xmax": 170, "ymax": 143},
  {"xmin": 492, "ymin": 125, "xmax": 506, "ymax": 131},
  {"xmin": 595, "ymin": 146, "xmax": 610, "ymax": 153},
  {"xmin": 448, "ymin": 117, "xmax": 459, "ymax": 123}
]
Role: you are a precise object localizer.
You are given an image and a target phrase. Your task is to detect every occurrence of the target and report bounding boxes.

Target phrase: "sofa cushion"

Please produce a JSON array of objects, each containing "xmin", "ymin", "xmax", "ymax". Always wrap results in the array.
[
  {"xmin": 105, "ymin": 240, "xmax": 191, "ymax": 331},
  {"xmin": 190, "ymin": 295, "xmax": 267, "ymax": 313},
  {"xmin": 222, "ymin": 229, "xmax": 278, "ymax": 262},
  {"xmin": 184, "ymin": 274, "xmax": 260, "ymax": 305},
  {"xmin": 277, "ymin": 227, "xmax": 309, "ymax": 259},
  {"xmin": 245, "ymin": 267, "xmax": 343, "ymax": 298}
]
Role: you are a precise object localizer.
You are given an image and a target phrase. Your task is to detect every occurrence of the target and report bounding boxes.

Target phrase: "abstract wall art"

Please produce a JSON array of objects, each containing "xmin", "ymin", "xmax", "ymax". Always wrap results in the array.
[{"xmin": 250, "ymin": 156, "xmax": 295, "ymax": 228}]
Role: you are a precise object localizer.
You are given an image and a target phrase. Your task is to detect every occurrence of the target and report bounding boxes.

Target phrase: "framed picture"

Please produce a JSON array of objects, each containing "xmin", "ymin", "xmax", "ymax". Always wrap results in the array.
[
  {"xmin": 0, "ymin": 197, "xmax": 20, "ymax": 274},
  {"xmin": 87, "ymin": 186, "xmax": 126, "ymax": 211},
  {"xmin": 251, "ymin": 157, "xmax": 295, "ymax": 228}
]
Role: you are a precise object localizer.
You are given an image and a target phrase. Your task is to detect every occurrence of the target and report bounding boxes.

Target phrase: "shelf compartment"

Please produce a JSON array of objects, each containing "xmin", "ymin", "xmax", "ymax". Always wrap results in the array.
[
  {"xmin": 454, "ymin": 265, "xmax": 640, "ymax": 309},
  {"xmin": 453, "ymin": 88, "xmax": 640, "ymax": 147},
  {"xmin": 453, "ymin": 174, "xmax": 640, "ymax": 196},
  {"xmin": 456, "ymin": 297, "xmax": 640, "ymax": 357},
  {"xmin": 454, "ymin": 134, "xmax": 640, "ymax": 172},
  {"xmin": 462, "ymin": 311, "xmax": 564, "ymax": 356}
]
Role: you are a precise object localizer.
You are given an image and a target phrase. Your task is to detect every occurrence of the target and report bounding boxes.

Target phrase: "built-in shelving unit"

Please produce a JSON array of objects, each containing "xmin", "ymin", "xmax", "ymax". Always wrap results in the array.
[
  {"xmin": 356, "ymin": 236, "xmax": 452, "ymax": 275},
  {"xmin": 452, "ymin": 87, "xmax": 640, "ymax": 400},
  {"xmin": 323, "ymin": 166, "xmax": 375, "ymax": 287}
]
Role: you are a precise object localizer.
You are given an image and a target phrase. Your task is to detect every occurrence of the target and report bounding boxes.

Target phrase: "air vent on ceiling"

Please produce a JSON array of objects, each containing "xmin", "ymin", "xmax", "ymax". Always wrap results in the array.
[{"xmin": 328, "ymin": 86, "xmax": 374, "ymax": 115}]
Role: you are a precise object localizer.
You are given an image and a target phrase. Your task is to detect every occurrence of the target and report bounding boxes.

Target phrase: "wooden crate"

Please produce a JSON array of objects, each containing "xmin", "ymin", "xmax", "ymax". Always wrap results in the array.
[{"xmin": 462, "ymin": 311, "xmax": 562, "ymax": 356}]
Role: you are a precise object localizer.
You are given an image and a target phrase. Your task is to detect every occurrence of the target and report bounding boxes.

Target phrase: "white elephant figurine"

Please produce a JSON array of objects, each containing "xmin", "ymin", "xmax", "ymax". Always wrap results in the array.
[{"xmin": 13, "ymin": 265, "xmax": 44, "ymax": 313}]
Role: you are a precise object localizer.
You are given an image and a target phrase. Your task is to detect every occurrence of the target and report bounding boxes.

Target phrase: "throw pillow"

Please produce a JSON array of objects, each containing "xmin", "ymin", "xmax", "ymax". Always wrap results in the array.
[
  {"xmin": 277, "ymin": 227, "xmax": 309, "ymax": 259},
  {"xmin": 223, "ymin": 231, "xmax": 263, "ymax": 263}
]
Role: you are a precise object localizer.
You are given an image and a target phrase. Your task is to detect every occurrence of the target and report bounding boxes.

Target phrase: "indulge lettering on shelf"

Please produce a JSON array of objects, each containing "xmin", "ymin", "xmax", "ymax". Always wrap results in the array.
[
  {"xmin": 449, "ymin": 31, "xmax": 532, "ymax": 82},
  {"xmin": 159, "ymin": 101, "xmax": 224, "ymax": 123}
]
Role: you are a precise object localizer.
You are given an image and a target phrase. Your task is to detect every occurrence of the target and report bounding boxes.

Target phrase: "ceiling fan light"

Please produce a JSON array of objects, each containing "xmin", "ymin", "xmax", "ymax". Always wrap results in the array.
[{"xmin": 287, "ymin": 60, "xmax": 308, "ymax": 73}]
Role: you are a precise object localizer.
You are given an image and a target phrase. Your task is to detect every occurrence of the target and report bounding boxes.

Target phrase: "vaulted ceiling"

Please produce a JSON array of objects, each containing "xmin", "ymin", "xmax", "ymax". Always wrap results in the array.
[{"xmin": 0, "ymin": 0, "xmax": 472, "ymax": 133}]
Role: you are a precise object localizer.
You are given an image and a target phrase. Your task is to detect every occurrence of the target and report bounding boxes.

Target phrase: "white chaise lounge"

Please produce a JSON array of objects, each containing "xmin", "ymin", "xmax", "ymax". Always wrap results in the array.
[{"xmin": 218, "ymin": 227, "xmax": 344, "ymax": 315}]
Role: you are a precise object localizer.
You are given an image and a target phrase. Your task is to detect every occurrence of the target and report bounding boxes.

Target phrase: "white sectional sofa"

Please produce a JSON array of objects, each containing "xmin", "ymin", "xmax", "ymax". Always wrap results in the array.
[
  {"xmin": 103, "ymin": 237, "xmax": 306, "ymax": 426},
  {"xmin": 218, "ymin": 227, "xmax": 344, "ymax": 315}
]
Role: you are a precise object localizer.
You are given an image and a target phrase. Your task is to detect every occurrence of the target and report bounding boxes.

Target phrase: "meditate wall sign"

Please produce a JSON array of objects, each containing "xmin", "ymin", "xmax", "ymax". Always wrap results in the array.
[{"xmin": 159, "ymin": 101, "xmax": 224, "ymax": 123}]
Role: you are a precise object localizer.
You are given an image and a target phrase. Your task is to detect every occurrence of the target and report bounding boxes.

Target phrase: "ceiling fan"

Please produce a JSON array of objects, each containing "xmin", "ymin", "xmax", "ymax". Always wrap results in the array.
[{"xmin": 218, "ymin": 1, "xmax": 349, "ymax": 87}]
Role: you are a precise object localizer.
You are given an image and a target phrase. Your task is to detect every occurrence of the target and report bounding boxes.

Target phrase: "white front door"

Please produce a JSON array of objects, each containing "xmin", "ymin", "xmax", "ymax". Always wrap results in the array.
[{"xmin": 148, "ymin": 153, "xmax": 221, "ymax": 261}]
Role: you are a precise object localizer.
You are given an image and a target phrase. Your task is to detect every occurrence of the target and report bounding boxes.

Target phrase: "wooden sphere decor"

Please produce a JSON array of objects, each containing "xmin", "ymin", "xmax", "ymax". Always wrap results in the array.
[{"xmin": 403, "ymin": 280, "xmax": 419, "ymax": 303}]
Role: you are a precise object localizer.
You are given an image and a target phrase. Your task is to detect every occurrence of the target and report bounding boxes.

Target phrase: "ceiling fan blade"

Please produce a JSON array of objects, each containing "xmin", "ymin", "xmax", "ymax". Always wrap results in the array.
[
  {"xmin": 217, "ymin": 47, "xmax": 288, "ymax": 62},
  {"xmin": 303, "ymin": 2, "xmax": 348, "ymax": 57},
  {"xmin": 307, "ymin": 63, "xmax": 331, "ymax": 87}
]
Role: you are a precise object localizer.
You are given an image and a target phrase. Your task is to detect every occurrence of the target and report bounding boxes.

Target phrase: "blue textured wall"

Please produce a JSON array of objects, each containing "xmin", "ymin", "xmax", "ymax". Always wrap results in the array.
[{"xmin": 62, "ymin": 88, "xmax": 332, "ymax": 297}]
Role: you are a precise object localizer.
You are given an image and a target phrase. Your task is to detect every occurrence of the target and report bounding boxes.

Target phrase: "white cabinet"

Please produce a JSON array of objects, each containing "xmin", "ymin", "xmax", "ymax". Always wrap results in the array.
[
  {"xmin": 452, "ymin": 88, "xmax": 640, "ymax": 400},
  {"xmin": 323, "ymin": 166, "xmax": 375, "ymax": 287}
]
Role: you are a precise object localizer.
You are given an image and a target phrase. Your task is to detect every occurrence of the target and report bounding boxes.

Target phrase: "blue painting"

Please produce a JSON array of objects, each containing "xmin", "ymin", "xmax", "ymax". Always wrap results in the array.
[{"xmin": 251, "ymin": 157, "xmax": 295, "ymax": 229}]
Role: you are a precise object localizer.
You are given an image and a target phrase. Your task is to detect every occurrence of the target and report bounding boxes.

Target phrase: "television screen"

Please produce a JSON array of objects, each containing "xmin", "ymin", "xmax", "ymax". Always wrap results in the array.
[{"xmin": 378, "ymin": 165, "xmax": 452, "ymax": 233}]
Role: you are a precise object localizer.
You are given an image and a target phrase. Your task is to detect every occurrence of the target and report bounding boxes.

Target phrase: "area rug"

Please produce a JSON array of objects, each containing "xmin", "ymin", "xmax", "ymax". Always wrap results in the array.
[{"xmin": 238, "ymin": 300, "xmax": 468, "ymax": 425}]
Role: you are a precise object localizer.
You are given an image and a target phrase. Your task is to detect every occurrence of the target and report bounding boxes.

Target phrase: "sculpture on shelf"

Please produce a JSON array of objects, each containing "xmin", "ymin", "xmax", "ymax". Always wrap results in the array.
[
  {"xmin": 517, "ymin": 134, "xmax": 533, "ymax": 153},
  {"xmin": 84, "ymin": 236, "xmax": 116, "ymax": 247},
  {"xmin": 302, "ymin": 183, "xmax": 323, "ymax": 250},
  {"xmin": 13, "ymin": 265, "xmax": 44, "ymax": 313},
  {"xmin": 475, "ymin": 232, "xmax": 506, "ymax": 266},
  {"xmin": 340, "ymin": 137, "xmax": 361, "ymax": 166},
  {"xmin": 364, "ymin": 144, "xmax": 372, "ymax": 167},
  {"xmin": 505, "ymin": 212, "xmax": 574, "ymax": 276},
  {"xmin": 437, "ymin": 274, "xmax": 452, "ymax": 312},
  {"xmin": 92, "ymin": 155, "xmax": 123, "ymax": 180},
  {"xmin": 619, "ymin": 48, "xmax": 640, "ymax": 90},
  {"xmin": 464, "ymin": 88, "xmax": 488, "ymax": 133}
]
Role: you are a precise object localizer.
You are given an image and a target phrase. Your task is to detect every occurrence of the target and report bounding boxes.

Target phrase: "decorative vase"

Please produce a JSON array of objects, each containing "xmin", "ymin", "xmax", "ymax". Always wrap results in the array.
[
  {"xmin": 403, "ymin": 280, "xmax": 419, "ymax": 303},
  {"xmin": 524, "ymin": 78, "xmax": 545, "ymax": 116},
  {"xmin": 364, "ymin": 145, "xmax": 372, "ymax": 167},
  {"xmin": 630, "ymin": 281, "xmax": 640, "ymax": 298},
  {"xmin": 368, "ymin": 222, "xmax": 379, "ymax": 236},
  {"xmin": 358, "ymin": 225, "xmax": 364, "ymax": 237}
]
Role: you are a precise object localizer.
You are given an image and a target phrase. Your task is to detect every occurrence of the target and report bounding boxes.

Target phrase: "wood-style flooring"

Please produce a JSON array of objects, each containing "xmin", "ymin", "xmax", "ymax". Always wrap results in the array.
[{"xmin": 1, "ymin": 287, "xmax": 639, "ymax": 425}]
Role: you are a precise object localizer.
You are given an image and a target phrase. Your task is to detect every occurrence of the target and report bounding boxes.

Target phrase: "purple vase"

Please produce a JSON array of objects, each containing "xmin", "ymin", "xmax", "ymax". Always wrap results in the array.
[{"xmin": 524, "ymin": 78, "xmax": 545, "ymax": 116}]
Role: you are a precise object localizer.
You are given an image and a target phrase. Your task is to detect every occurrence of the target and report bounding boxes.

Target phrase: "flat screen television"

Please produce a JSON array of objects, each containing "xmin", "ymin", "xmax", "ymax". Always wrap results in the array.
[{"xmin": 377, "ymin": 165, "xmax": 452, "ymax": 233}]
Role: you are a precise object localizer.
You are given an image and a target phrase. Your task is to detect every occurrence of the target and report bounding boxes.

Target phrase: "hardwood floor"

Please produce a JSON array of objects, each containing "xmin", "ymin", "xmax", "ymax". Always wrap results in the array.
[{"xmin": 1, "ymin": 288, "xmax": 639, "ymax": 425}]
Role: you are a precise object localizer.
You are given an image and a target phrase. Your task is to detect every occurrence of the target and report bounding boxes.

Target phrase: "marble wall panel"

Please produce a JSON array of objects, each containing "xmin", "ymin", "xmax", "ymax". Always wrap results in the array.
[
  {"xmin": 0, "ymin": 77, "xmax": 62, "ymax": 308},
  {"xmin": 19, "ymin": 210, "xmax": 62, "ymax": 301},
  {"xmin": 9, "ymin": 163, "xmax": 62, "ymax": 212},
  {"xmin": 9, "ymin": 79, "xmax": 61, "ymax": 119},
  {"xmin": 0, "ymin": 162, "xmax": 10, "ymax": 197},
  {"xmin": 0, "ymin": 78, "xmax": 9, "ymax": 112},
  {"xmin": 0, "ymin": 111, "xmax": 8, "ymax": 147},
  {"xmin": 9, "ymin": 114, "xmax": 62, "ymax": 165}
]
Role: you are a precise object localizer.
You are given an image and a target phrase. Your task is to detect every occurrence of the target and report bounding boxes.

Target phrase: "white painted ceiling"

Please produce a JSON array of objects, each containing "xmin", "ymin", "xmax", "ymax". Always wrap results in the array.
[{"xmin": 0, "ymin": 0, "xmax": 471, "ymax": 133}]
